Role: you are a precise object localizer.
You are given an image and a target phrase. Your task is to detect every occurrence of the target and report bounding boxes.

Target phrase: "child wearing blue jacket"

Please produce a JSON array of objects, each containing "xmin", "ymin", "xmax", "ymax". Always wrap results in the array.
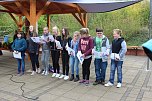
[
  {"xmin": 12, "ymin": 31, "xmax": 27, "ymax": 75},
  {"xmin": 69, "ymin": 31, "xmax": 80, "ymax": 82}
]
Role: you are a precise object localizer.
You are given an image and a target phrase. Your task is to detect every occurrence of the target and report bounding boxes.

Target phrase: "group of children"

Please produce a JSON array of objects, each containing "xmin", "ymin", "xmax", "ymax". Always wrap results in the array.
[{"xmin": 11, "ymin": 26, "xmax": 127, "ymax": 88}]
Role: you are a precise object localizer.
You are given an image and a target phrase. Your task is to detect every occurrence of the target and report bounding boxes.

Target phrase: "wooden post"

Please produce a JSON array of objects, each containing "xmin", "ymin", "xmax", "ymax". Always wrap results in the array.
[
  {"xmin": 47, "ymin": 14, "xmax": 50, "ymax": 31},
  {"xmin": 30, "ymin": 0, "xmax": 36, "ymax": 31}
]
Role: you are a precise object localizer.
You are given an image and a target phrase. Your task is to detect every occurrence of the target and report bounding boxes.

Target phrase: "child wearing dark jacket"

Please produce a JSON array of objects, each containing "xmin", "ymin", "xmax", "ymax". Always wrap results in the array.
[
  {"xmin": 27, "ymin": 25, "xmax": 40, "ymax": 75},
  {"xmin": 11, "ymin": 31, "xmax": 27, "ymax": 76},
  {"xmin": 59, "ymin": 28, "xmax": 72, "ymax": 80},
  {"xmin": 51, "ymin": 26, "xmax": 62, "ymax": 78}
]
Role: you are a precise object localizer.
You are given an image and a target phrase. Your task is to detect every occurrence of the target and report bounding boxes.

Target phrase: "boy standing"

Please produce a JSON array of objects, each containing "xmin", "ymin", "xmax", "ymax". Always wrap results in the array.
[{"xmin": 105, "ymin": 29, "xmax": 127, "ymax": 88}]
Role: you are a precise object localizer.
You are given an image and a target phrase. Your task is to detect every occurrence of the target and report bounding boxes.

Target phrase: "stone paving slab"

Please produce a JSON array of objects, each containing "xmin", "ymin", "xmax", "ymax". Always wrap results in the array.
[{"xmin": 0, "ymin": 51, "xmax": 152, "ymax": 101}]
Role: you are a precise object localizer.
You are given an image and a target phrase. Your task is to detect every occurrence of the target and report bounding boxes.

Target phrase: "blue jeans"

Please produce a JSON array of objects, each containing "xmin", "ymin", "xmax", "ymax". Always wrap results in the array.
[
  {"xmin": 70, "ymin": 56, "xmax": 79, "ymax": 75},
  {"xmin": 94, "ymin": 59, "xmax": 107, "ymax": 81},
  {"xmin": 41, "ymin": 50, "xmax": 50, "ymax": 72},
  {"xmin": 17, "ymin": 56, "xmax": 25, "ymax": 73},
  {"xmin": 109, "ymin": 59, "xmax": 123, "ymax": 84}
]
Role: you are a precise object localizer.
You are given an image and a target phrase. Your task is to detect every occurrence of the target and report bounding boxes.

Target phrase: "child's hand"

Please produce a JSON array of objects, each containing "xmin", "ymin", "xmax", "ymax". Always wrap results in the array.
[
  {"xmin": 82, "ymin": 54, "xmax": 85, "ymax": 58},
  {"xmin": 70, "ymin": 51, "xmax": 74, "ymax": 56}
]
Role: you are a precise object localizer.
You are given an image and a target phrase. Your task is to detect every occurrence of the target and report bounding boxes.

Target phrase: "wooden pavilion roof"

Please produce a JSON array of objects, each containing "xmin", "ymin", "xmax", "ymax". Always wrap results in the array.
[
  {"xmin": 0, "ymin": 0, "xmax": 142, "ymax": 30},
  {"xmin": 0, "ymin": 0, "xmax": 85, "ymax": 15}
]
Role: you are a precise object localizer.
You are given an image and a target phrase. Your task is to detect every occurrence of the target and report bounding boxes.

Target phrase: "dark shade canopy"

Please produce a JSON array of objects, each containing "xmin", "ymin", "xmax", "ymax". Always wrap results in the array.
[
  {"xmin": 51, "ymin": 0, "xmax": 141, "ymax": 13},
  {"xmin": 0, "ymin": 0, "xmax": 142, "ymax": 14}
]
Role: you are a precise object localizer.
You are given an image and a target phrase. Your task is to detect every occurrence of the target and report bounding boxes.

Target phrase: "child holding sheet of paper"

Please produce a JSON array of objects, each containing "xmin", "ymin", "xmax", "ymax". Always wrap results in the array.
[
  {"xmin": 51, "ymin": 26, "xmax": 62, "ymax": 78},
  {"xmin": 11, "ymin": 31, "xmax": 27, "ymax": 76},
  {"xmin": 105, "ymin": 29, "xmax": 127, "ymax": 88},
  {"xmin": 92, "ymin": 28, "xmax": 110, "ymax": 85},
  {"xmin": 41, "ymin": 27, "xmax": 54, "ymax": 76},
  {"xmin": 69, "ymin": 31, "xmax": 80, "ymax": 82},
  {"xmin": 78, "ymin": 28, "xmax": 94, "ymax": 85},
  {"xmin": 59, "ymin": 28, "xmax": 72, "ymax": 80},
  {"xmin": 27, "ymin": 25, "xmax": 40, "ymax": 76}
]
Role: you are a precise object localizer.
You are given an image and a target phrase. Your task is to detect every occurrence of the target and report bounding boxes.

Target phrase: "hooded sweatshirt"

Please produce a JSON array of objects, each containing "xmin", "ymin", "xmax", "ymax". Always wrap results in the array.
[{"xmin": 78, "ymin": 36, "xmax": 94, "ymax": 59}]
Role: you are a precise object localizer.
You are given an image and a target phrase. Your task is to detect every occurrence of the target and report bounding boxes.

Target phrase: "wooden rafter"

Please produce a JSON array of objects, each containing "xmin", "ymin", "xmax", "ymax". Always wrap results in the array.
[
  {"xmin": 2, "ymin": 5, "xmax": 18, "ymax": 12},
  {"xmin": 8, "ymin": 13, "xmax": 25, "ymax": 31},
  {"xmin": 72, "ymin": 13, "xmax": 83, "ymax": 26},
  {"xmin": 36, "ymin": 1, "xmax": 51, "ymax": 21},
  {"xmin": 8, "ymin": 13, "xmax": 18, "ymax": 25},
  {"xmin": 72, "ymin": 13, "xmax": 87, "ymax": 27},
  {"xmin": 15, "ymin": 1, "xmax": 30, "ymax": 21},
  {"xmin": 52, "ymin": 3, "xmax": 63, "ymax": 13},
  {"xmin": 0, "ymin": 9, "xmax": 13, "ymax": 13}
]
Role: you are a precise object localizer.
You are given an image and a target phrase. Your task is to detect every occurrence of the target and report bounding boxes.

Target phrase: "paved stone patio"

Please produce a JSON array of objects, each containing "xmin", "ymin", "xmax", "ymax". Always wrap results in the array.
[{"xmin": 0, "ymin": 51, "xmax": 152, "ymax": 101}]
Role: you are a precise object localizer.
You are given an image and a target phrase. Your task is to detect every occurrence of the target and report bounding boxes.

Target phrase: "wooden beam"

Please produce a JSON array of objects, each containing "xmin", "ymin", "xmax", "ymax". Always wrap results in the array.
[
  {"xmin": 52, "ymin": 3, "xmax": 62, "ymax": 13},
  {"xmin": 15, "ymin": 1, "xmax": 30, "ymax": 21},
  {"xmin": 8, "ymin": 13, "xmax": 19, "ymax": 26},
  {"xmin": 72, "ymin": 13, "xmax": 87, "ymax": 27},
  {"xmin": 83, "ymin": 13, "xmax": 87, "ymax": 27},
  {"xmin": 72, "ymin": 13, "xmax": 83, "ymax": 26},
  {"xmin": 8, "ymin": 13, "xmax": 25, "ymax": 31},
  {"xmin": 47, "ymin": 14, "xmax": 50, "ymax": 31},
  {"xmin": 18, "ymin": 15, "xmax": 23, "ymax": 31},
  {"xmin": 0, "ymin": 9, "xmax": 14, "ymax": 13},
  {"xmin": 30, "ymin": 0, "xmax": 36, "ymax": 29},
  {"xmin": 36, "ymin": 1, "xmax": 51, "ymax": 21}
]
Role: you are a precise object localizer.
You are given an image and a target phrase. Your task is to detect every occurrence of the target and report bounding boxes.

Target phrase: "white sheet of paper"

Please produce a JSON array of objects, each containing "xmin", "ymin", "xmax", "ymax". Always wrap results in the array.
[
  {"xmin": 65, "ymin": 43, "xmax": 75, "ymax": 57},
  {"xmin": 48, "ymin": 35, "xmax": 55, "ymax": 42},
  {"xmin": 110, "ymin": 53, "xmax": 120, "ymax": 60},
  {"xmin": 77, "ymin": 51, "xmax": 84, "ymax": 64},
  {"xmin": 93, "ymin": 50, "xmax": 102, "ymax": 58},
  {"xmin": 13, "ymin": 51, "xmax": 22, "ymax": 59},
  {"xmin": 55, "ymin": 40, "xmax": 62, "ymax": 49},
  {"xmin": 67, "ymin": 47, "xmax": 75, "ymax": 57},
  {"xmin": 31, "ymin": 37, "xmax": 45, "ymax": 43}
]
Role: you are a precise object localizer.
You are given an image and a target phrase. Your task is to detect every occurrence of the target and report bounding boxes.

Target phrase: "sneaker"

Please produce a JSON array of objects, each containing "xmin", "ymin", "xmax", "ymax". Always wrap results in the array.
[
  {"xmin": 93, "ymin": 80, "xmax": 101, "ymax": 85},
  {"xmin": 52, "ymin": 73, "xmax": 56, "ymax": 77},
  {"xmin": 37, "ymin": 68, "xmax": 41, "ymax": 74},
  {"xmin": 64, "ymin": 76, "xmax": 69, "ymax": 80},
  {"xmin": 31, "ymin": 71, "xmax": 36, "ymax": 76},
  {"xmin": 117, "ymin": 83, "xmax": 122, "ymax": 88},
  {"xmin": 69, "ymin": 75, "xmax": 74, "ymax": 81},
  {"xmin": 20, "ymin": 72, "xmax": 24, "ymax": 76},
  {"xmin": 45, "ymin": 71, "xmax": 49, "ymax": 76},
  {"xmin": 84, "ymin": 80, "xmax": 89, "ymax": 86},
  {"xmin": 55, "ymin": 74, "xmax": 60, "ymax": 78},
  {"xmin": 74, "ymin": 77, "xmax": 79, "ymax": 82},
  {"xmin": 59, "ymin": 74, "xmax": 65, "ymax": 79},
  {"xmin": 26, "ymin": 69, "xmax": 32, "ymax": 73},
  {"xmin": 41, "ymin": 71, "xmax": 45, "ymax": 75},
  {"xmin": 36, "ymin": 68, "xmax": 38, "ymax": 73},
  {"xmin": 79, "ymin": 79, "xmax": 85, "ymax": 83},
  {"xmin": 105, "ymin": 82, "xmax": 113, "ymax": 87}
]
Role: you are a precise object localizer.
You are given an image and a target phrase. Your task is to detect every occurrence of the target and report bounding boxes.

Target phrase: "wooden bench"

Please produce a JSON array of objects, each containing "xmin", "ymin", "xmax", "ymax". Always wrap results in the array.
[{"xmin": 127, "ymin": 46, "xmax": 145, "ymax": 56}]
